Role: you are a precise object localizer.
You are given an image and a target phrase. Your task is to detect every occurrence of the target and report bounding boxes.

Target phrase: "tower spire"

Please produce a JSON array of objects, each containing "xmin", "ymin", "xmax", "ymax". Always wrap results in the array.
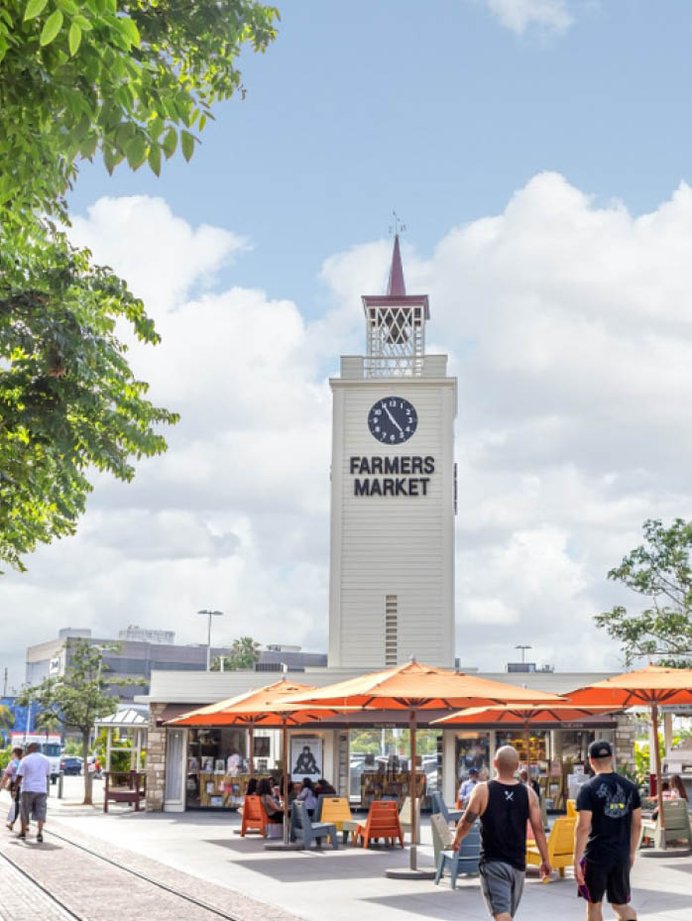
[{"xmin": 387, "ymin": 234, "xmax": 406, "ymax": 297}]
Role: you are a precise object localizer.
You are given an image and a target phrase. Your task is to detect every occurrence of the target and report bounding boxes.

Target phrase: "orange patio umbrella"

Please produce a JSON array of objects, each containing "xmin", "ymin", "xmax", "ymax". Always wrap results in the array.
[
  {"xmin": 433, "ymin": 703, "xmax": 622, "ymax": 774},
  {"xmin": 566, "ymin": 665, "xmax": 692, "ymax": 836},
  {"xmin": 169, "ymin": 679, "xmax": 341, "ymax": 846},
  {"xmin": 286, "ymin": 659, "xmax": 567, "ymax": 877}
]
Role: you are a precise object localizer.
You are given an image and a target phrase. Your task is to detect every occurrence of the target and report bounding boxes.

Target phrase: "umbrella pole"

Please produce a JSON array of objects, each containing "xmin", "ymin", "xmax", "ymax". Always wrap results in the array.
[
  {"xmin": 524, "ymin": 719, "xmax": 531, "ymax": 776},
  {"xmin": 283, "ymin": 721, "xmax": 290, "ymax": 846},
  {"xmin": 248, "ymin": 724, "xmax": 254, "ymax": 775},
  {"xmin": 385, "ymin": 709, "xmax": 435, "ymax": 879},
  {"xmin": 651, "ymin": 703, "xmax": 665, "ymax": 835},
  {"xmin": 410, "ymin": 710, "xmax": 417, "ymax": 870}
]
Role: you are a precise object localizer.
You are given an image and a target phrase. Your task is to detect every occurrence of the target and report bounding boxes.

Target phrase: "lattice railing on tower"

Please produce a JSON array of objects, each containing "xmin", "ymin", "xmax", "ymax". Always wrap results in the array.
[{"xmin": 365, "ymin": 304, "xmax": 425, "ymax": 377}]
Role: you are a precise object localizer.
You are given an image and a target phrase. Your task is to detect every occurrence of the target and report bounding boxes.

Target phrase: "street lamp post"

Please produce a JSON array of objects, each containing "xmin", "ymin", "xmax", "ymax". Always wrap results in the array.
[
  {"xmin": 197, "ymin": 610, "xmax": 224, "ymax": 671},
  {"xmin": 515, "ymin": 645, "xmax": 532, "ymax": 664}
]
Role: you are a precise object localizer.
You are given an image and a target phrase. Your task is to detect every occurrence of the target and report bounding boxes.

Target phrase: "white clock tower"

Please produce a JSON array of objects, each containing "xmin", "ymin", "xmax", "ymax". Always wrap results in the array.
[{"xmin": 328, "ymin": 236, "xmax": 457, "ymax": 669}]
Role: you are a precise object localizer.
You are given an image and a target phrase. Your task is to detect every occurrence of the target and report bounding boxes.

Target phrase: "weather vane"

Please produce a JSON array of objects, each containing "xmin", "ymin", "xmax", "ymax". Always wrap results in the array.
[{"xmin": 389, "ymin": 211, "xmax": 407, "ymax": 237}]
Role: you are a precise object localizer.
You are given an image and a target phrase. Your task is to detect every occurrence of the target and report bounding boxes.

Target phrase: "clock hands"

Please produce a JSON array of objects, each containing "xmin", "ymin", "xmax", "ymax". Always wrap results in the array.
[{"xmin": 382, "ymin": 404, "xmax": 403, "ymax": 433}]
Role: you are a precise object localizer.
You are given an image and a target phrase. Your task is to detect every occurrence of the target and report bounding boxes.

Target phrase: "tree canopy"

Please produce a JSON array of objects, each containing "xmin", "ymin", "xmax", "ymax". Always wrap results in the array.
[
  {"xmin": 17, "ymin": 639, "xmax": 121, "ymax": 803},
  {"xmin": 594, "ymin": 518, "xmax": 692, "ymax": 666},
  {"xmin": 0, "ymin": 0, "xmax": 278, "ymax": 570},
  {"xmin": 0, "ymin": 0, "xmax": 278, "ymax": 218},
  {"xmin": 212, "ymin": 635, "xmax": 261, "ymax": 670}
]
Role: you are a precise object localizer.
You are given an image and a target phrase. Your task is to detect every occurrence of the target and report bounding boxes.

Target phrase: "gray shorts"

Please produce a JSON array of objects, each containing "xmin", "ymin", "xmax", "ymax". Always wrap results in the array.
[
  {"xmin": 21, "ymin": 791, "xmax": 47, "ymax": 825},
  {"xmin": 480, "ymin": 860, "xmax": 525, "ymax": 917}
]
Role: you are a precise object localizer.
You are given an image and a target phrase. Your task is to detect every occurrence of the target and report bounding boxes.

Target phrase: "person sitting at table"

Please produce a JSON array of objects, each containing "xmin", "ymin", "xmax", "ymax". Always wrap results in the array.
[
  {"xmin": 296, "ymin": 777, "xmax": 318, "ymax": 816},
  {"xmin": 669, "ymin": 774, "xmax": 688, "ymax": 801},
  {"xmin": 257, "ymin": 778, "xmax": 284, "ymax": 823},
  {"xmin": 315, "ymin": 777, "xmax": 336, "ymax": 797},
  {"xmin": 245, "ymin": 777, "xmax": 258, "ymax": 797}
]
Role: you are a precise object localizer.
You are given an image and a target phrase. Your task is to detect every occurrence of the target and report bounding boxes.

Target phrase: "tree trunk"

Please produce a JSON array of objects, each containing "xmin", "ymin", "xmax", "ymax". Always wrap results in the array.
[{"xmin": 82, "ymin": 734, "xmax": 93, "ymax": 806}]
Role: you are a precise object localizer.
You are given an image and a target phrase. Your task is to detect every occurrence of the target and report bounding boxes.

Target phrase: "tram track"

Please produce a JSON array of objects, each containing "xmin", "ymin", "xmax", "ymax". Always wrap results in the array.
[{"xmin": 0, "ymin": 827, "xmax": 252, "ymax": 921}]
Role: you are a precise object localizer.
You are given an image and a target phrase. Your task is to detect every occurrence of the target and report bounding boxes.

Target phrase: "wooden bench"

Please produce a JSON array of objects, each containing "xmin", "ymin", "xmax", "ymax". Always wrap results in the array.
[
  {"xmin": 103, "ymin": 771, "xmax": 146, "ymax": 813},
  {"xmin": 353, "ymin": 800, "xmax": 404, "ymax": 849}
]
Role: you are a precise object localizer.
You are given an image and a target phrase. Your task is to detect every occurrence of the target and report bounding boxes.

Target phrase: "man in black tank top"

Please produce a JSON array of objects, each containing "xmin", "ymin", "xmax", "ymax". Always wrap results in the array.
[{"xmin": 453, "ymin": 745, "xmax": 550, "ymax": 920}]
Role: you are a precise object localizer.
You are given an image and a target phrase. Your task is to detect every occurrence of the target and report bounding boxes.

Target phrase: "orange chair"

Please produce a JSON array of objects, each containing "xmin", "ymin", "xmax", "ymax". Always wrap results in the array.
[
  {"xmin": 353, "ymin": 800, "xmax": 404, "ymax": 849},
  {"xmin": 240, "ymin": 794, "xmax": 270, "ymax": 837}
]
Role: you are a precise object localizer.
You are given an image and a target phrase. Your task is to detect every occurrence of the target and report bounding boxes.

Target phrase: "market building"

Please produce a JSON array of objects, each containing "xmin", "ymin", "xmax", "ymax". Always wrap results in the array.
[{"xmin": 141, "ymin": 236, "xmax": 635, "ymax": 813}]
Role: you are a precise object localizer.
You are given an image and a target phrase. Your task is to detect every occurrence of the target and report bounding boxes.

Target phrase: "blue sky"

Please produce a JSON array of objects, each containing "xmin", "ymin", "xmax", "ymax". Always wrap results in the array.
[
  {"xmin": 5, "ymin": 0, "xmax": 692, "ymax": 688},
  {"xmin": 69, "ymin": 1, "xmax": 692, "ymax": 311}
]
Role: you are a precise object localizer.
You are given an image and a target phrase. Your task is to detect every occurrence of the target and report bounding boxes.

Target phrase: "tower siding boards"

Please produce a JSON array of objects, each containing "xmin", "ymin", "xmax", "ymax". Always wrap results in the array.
[{"xmin": 329, "ymin": 373, "xmax": 456, "ymax": 669}]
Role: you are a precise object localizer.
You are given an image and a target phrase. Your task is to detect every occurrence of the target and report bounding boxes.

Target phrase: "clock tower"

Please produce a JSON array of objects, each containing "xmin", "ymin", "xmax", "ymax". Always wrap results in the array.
[{"xmin": 328, "ymin": 236, "xmax": 457, "ymax": 668}]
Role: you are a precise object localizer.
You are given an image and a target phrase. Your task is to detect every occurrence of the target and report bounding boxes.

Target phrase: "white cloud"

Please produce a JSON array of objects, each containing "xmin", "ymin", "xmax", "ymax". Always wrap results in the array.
[
  {"xmin": 4, "ymin": 174, "xmax": 692, "ymax": 687},
  {"xmin": 480, "ymin": 0, "xmax": 574, "ymax": 34}
]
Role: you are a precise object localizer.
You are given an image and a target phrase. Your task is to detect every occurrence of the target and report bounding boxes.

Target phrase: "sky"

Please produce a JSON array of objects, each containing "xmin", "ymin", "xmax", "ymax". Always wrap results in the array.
[{"xmin": 3, "ymin": 0, "xmax": 692, "ymax": 689}]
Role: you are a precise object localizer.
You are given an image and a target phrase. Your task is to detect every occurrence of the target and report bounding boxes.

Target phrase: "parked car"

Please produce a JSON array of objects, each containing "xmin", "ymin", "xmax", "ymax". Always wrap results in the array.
[{"xmin": 60, "ymin": 756, "xmax": 82, "ymax": 775}]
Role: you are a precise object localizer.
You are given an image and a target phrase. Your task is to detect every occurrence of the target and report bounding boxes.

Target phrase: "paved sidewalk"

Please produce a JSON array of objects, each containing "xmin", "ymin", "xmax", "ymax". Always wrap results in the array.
[{"xmin": 5, "ymin": 780, "xmax": 691, "ymax": 921}]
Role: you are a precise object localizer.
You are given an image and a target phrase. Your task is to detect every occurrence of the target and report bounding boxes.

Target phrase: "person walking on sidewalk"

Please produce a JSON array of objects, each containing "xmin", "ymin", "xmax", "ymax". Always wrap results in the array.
[
  {"xmin": 453, "ymin": 744, "xmax": 551, "ymax": 921},
  {"xmin": 574, "ymin": 739, "xmax": 641, "ymax": 921},
  {"xmin": 2, "ymin": 746, "xmax": 23, "ymax": 830},
  {"xmin": 17, "ymin": 742, "xmax": 51, "ymax": 843}
]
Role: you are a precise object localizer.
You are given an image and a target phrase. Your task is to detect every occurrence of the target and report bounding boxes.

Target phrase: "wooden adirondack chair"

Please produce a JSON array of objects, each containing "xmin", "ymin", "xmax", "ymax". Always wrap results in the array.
[
  {"xmin": 353, "ymin": 800, "xmax": 404, "ymax": 849},
  {"xmin": 431, "ymin": 813, "xmax": 481, "ymax": 889},
  {"xmin": 526, "ymin": 816, "xmax": 576, "ymax": 879},
  {"xmin": 430, "ymin": 791, "xmax": 463, "ymax": 824},
  {"xmin": 398, "ymin": 796, "xmax": 421, "ymax": 844},
  {"xmin": 641, "ymin": 799, "xmax": 692, "ymax": 850},
  {"xmin": 290, "ymin": 801, "xmax": 339, "ymax": 849},
  {"xmin": 317, "ymin": 796, "xmax": 353, "ymax": 843},
  {"xmin": 240, "ymin": 794, "xmax": 270, "ymax": 837}
]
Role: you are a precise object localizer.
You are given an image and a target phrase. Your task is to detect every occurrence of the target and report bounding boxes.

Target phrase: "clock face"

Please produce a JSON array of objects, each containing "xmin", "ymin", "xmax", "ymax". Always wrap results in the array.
[{"xmin": 368, "ymin": 396, "xmax": 418, "ymax": 444}]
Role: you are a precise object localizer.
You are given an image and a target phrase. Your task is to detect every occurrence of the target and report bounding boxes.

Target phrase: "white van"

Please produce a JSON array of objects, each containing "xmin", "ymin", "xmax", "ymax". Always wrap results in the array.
[{"xmin": 11, "ymin": 734, "xmax": 62, "ymax": 784}]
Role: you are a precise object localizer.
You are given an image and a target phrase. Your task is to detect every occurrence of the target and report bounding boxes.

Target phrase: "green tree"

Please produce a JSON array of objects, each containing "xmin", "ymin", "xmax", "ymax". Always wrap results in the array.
[
  {"xmin": 0, "ymin": 704, "xmax": 14, "ymax": 743},
  {"xmin": 0, "ymin": 0, "xmax": 278, "ymax": 570},
  {"xmin": 594, "ymin": 518, "xmax": 692, "ymax": 666},
  {"xmin": 17, "ymin": 639, "xmax": 120, "ymax": 804},
  {"xmin": 213, "ymin": 636, "xmax": 261, "ymax": 671},
  {"xmin": 0, "ymin": 222, "xmax": 178, "ymax": 570},
  {"xmin": 0, "ymin": 0, "xmax": 279, "ymax": 217}
]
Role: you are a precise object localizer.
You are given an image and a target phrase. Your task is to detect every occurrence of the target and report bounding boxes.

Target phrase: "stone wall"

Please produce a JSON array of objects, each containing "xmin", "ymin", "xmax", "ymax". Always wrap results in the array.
[
  {"xmin": 615, "ymin": 713, "xmax": 637, "ymax": 776},
  {"xmin": 145, "ymin": 702, "xmax": 167, "ymax": 811}
]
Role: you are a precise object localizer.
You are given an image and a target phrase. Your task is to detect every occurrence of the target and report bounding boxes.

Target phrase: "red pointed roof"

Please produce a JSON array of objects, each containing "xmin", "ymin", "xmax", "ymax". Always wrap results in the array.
[
  {"xmin": 362, "ymin": 233, "xmax": 429, "ymax": 319},
  {"xmin": 387, "ymin": 234, "xmax": 406, "ymax": 296}
]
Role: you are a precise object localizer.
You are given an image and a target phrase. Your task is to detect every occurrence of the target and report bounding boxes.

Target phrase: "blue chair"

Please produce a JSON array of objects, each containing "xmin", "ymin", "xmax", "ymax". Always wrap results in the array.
[
  {"xmin": 431, "ymin": 813, "xmax": 481, "ymax": 889},
  {"xmin": 431, "ymin": 791, "xmax": 463, "ymax": 824},
  {"xmin": 290, "ymin": 801, "xmax": 339, "ymax": 849}
]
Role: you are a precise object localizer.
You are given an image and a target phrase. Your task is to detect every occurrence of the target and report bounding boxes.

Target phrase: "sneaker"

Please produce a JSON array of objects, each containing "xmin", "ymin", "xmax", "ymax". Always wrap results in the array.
[
  {"xmin": 17, "ymin": 832, "xmax": 25, "ymax": 840},
  {"xmin": 36, "ymin": 833, "xmax": 43, "ymax": 843}
]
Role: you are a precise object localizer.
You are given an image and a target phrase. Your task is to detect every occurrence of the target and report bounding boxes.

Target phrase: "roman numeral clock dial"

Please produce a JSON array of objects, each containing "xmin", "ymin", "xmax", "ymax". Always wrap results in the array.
[{"xmin": 367, "ymin": 397, "xmax": 418, "ymax": 444}]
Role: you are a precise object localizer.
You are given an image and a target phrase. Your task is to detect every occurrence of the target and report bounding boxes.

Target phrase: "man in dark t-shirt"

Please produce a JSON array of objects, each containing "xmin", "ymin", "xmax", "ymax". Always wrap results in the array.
[
  {"xmin": 574, "ymin": 740, "xmax": 641, "ymax": 921},
  {"xmin": 453, "ymin": 745, "xmax": 550, "ymax": 921}
]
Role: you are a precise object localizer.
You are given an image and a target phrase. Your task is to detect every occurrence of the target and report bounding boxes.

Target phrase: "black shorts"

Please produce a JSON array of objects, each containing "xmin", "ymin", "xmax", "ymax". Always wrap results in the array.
[{"xmin": 580, "ymin": 857, "xmax": 631, "ymax": 905}]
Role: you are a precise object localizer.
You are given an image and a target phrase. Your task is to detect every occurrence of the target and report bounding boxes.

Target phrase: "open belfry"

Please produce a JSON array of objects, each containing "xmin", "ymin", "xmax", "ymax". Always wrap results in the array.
[{"xmin": 328, "ymin": 235, "xmax": 458, "ymax": 669}]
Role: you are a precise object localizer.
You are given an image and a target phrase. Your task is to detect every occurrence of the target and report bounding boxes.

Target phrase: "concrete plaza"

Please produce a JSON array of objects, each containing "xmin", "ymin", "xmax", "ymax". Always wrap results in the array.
[{"xmin": 10, "ymin": 776, "xmax": 688, "ymax": 921}]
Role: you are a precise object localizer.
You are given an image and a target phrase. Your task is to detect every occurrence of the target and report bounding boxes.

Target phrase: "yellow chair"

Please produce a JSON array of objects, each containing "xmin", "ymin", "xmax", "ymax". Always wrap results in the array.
[
  {"xmin": 566, "ymin": 799, "xmax": 577, "ymax": 817},
  {"xmin": 526, "ymin": 816, "xmax": 576, "ymax": 880},
  {"xmin": 318, "ymin": 796, "xmax": 353, "ymax": 843}
]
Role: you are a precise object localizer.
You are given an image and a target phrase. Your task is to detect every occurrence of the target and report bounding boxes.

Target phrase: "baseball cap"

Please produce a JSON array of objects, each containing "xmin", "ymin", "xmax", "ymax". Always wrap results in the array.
[
  {"xmin": 468, "ymin": 767, "xmax": 480, "ymax": 775},
  {"xmin": 588, "ymin": 740, "xmax": 613, "ymax": 759}
]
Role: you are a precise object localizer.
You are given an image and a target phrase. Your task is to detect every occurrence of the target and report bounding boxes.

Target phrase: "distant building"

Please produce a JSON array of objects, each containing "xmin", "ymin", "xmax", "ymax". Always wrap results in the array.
[
  {"xmin": 506, "ymin": 662, "xmax": 555, "ymax": 674},
  {"xmin": 25, "ymin": 629, "xmax": 327, "ymax": 703},
  {"xmin": 118, "ymin": 625, "xmax": 176, "ymax": 645}
]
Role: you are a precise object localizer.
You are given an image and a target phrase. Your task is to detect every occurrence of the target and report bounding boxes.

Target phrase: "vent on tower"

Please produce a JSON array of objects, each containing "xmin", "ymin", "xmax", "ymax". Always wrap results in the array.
[{"xmin": 384, "ymin": 595, "xmax": 398, "ymax": 666}]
